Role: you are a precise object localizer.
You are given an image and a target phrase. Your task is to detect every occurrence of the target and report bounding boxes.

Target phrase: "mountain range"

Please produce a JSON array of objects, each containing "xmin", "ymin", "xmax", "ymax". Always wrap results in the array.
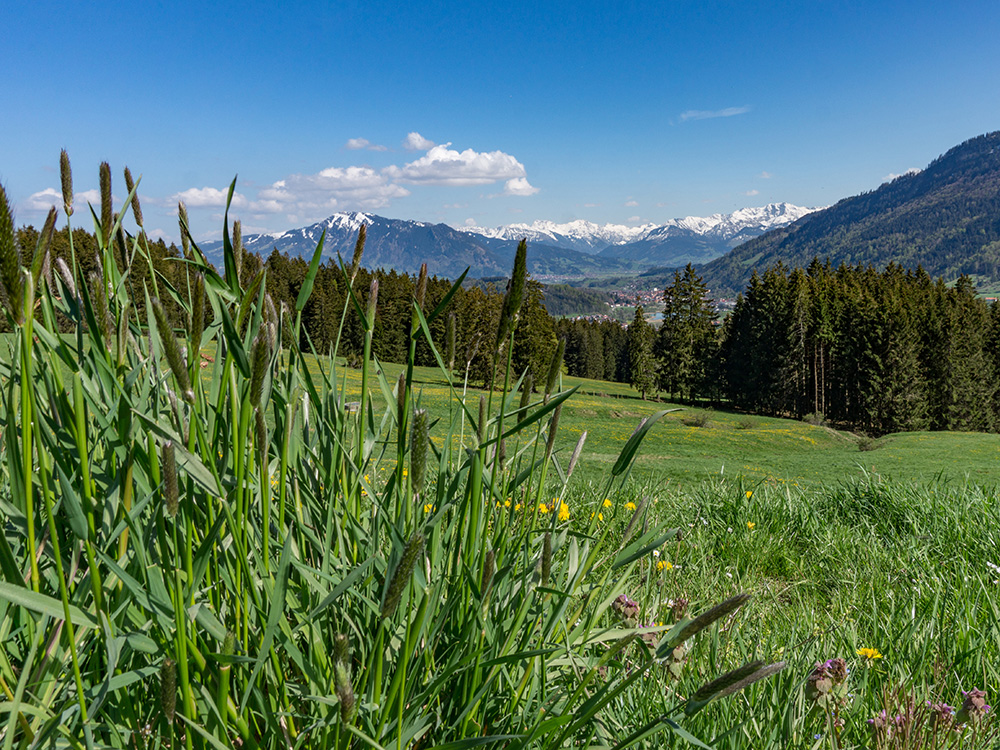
[{"xmin": 202, "ymin": 203, "xmax": 816, "ymax": 280}]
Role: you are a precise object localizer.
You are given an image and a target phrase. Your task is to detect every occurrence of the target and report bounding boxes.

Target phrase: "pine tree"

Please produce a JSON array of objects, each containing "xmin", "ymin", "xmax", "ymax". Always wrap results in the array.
[{"xmin": 627, "ymin": 304, "xmax": 656, "ymax": 399}]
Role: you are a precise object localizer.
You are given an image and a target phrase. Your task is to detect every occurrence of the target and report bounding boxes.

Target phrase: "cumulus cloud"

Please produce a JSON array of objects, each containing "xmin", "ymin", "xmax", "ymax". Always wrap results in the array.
[
  {"xmin": 23, "ymin": 187, "xmax": 103, "ymax": 213},
  {"xmin": 679, "ymin": 105, "xmax": 751, "ymax": 122},
  {"xmin": 386, "ymin": 143, "xmax": 528, "ymax": 186},
  {"xmin": 403, "ymin": 132, "xmax": 435, "ymax": 151},
  {"xmin": 758, "ymin": 171, "xmax": 773, "ymax": 179},
  {"xmin": 503, "ymin": 177, "xmax": 539, "ymax": 196},
  {"xmin": 745, "ymin": 189, "xmax": 760, "ymax": 196},
  {"xmin": 627, "ymin": 216, "xmax": 641, "ymax": 223},
  {"xmin": 624, "ymin": 199, "xmax": 638, "ymax": 207},
  {"xmin": 170, "ymin": 186, "xmax": 248, "ymax": 208},
  {"xmin": 254, "ymin": 165, "xmax": 410, "ymax": 218},
  {"xmin": 346, "ymin": 137, "xmax": 387, "ymax": 151}
]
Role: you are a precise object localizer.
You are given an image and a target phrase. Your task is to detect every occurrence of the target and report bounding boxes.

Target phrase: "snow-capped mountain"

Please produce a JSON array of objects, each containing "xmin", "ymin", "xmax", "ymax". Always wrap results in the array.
[
  {"xmin": 461, "ymin": 203, "xmax": 817, "ymax": 260},
  {"xmin": 201, "ymin": 203, "xmax": 818, "ymax": 280},
  {"xmin": 458, "ymin": 219, "xmax": 657, "ymax": 254}
]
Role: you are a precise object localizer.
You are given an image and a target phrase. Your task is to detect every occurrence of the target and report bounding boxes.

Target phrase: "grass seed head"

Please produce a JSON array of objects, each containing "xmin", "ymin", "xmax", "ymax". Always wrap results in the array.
[
  {"xmin": 349, "ymin": 223, "xmax": 366, "ymax": 283},
  {"xmin": 99, "ymin": 161, "xmax": 113, "ymax": 245},
  {"xmin": 382, "ymin": 532, "xmax": 424, "ymax": 619},
  {"xmin": 233, "ymin": 219, "xmax": 243, "ymax": 286},
  {"xmin": 446, "ymin": 311, "xmax": 456, "ymax": 371},
  {"xmin": 396, "ymin": 372, "xmax": 407, "ymax": 428},
  {"xmin": 517, "ymin": 372, "xmax": 534, "ymax": 424},
  {"xmin": 123, "ymin": 166, "xmax": 143, "ymax": 227},
  {"xmin": 160, "ymin": 658, "xmax": 177, "ymax": 722},
  {"xmin": 541, "ymin": 531, "xmax": 552, "ymax": 588},
  {"xmin": 415, "ymin": 262, "xmax": 428, "ymax": 311},
  {"xmin": 60, "ymin": 149, "xmax": 74, "ymax": 216},
  {"xmin": 410, "ymin": 408, "xmax": 429, "ymax": 497},
  {"xmin": 481, "ymin": 549, "xmax": 495, "ymax": 599},
  {"xmin": 367, "ymin": 277, "xmax": 379, "ymax": 322},
  {"xmin": 545, "ymin": 338, "xmax": 566, "ymax": 401},
  {"xmin": 88, "ymin": 271, "xmax": 114, "ymax": 346},
  {"xmin": 189, "ymin": 272, "xmax": 205, "ymax": 354},
  {"xmin": 249, "ymin": 332, "xmax": 269, "ymax": 406},
  {"xmin": 567, "ymin": 430, "xmax": 587, "ymax": 478},
  {"xmin": 689, "ymin": 660, "xmax": 766, "ymax": 706},
  {"xmin": 714, "ymin": 661, "xmax": 787, "ymax": 701},
  {"xmin": 55, "ymin": 257, "xmax": 77, "ymax": 301},
  {"xmin": 672, "ymin": 593, "xmax": 751, "ymax": 646},
  {"xmin": 153, "ymin": 296, "xmax": 194, "ymax": 402},
  {"xmin": 178, "ymin": 201, "xmax": 191, "ymax": 259},
  {"xmin": 161, "ymin": 440, "xmax": 178, "ymax": 518}
]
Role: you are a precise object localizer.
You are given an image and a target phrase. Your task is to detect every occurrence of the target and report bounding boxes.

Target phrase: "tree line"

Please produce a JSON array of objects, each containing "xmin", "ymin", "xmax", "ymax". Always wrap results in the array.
[{"xmin": 11, "ymin": 222, "xmax": 1000, "ymax": 435}]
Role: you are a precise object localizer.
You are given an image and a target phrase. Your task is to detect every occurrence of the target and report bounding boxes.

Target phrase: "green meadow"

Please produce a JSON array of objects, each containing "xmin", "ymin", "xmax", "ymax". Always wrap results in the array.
[
  {"xmin": 0, "ymin": 171, "xmax": 996, "ymax": 750},
  {"xmin": 310, "ymin": 355, "xmax": 1000, "ymax": 490}
]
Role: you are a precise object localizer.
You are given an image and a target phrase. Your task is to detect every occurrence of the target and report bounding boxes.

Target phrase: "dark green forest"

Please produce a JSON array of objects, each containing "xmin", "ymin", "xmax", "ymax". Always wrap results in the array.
[{"xmin": 13, "ymin": 223, "xmax": 1000, "ymax": 437}]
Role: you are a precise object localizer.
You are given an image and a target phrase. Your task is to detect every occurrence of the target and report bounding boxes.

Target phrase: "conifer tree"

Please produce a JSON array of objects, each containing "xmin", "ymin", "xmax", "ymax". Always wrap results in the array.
[{"xmin": 627, "ymin": 304, "xmax": 656, "ymax": 400}]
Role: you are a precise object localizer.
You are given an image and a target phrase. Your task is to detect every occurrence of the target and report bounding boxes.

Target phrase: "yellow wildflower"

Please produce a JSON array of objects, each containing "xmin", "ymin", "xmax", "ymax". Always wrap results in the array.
[
  {"xmin": 857, "ymin": 647, "xmax": 882, "ymax": 661},
  {"xmin": 602, "ymin": 498, "xmax": 612, "ymax": 508},
  {"xmin": 514, "ymin": 503, "xmax": 522, "ymax": 512},
  {"xmin": 423, "ymin": 503, "xmax": 434, "ymax": 514},
  {"xmin": 745, "ymin": 490, "xmax": 753, "ymax": 499},
  {"xmin": 504, "ymin": 499, "xmax": 512, "ymax": 508},
  {"xmin": 657, "ymin": 560, "xmax": 672, "ymax": 571},
  {"xmin": 558, "ymin": 502, "xmax": 570, "ymax": 522},
  {"xmin": 538, "ymin": 503, "xmax": 550, "ymax": 514},
  {"xmin": 625, "ymin": 501, "xmax": 636, "ymax": 511},
  {"xmin": 747, "ymin": 521, "xmax": 755, "ymax": 530}
]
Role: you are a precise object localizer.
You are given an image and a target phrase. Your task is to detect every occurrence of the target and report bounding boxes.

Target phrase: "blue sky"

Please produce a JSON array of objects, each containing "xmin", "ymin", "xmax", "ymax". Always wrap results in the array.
[{"xmin": 4, "ymin": 0, "xmax": 1000, "ymax": 244}]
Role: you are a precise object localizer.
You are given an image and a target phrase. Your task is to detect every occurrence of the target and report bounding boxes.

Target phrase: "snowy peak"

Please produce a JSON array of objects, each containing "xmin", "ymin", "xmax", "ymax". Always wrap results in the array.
[
  {"xmin": 459, "ymin": 219, "xmax": 657, "ymax": 254},
  {"xmin": 461, "ymin": 203, "xmax": 817, "ymax": 255}
]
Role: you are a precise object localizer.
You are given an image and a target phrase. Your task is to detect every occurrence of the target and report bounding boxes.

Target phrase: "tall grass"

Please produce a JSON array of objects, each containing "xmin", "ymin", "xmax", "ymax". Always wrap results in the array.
[{"xmin": 0, "ymin": 165, "xmax": 780, "ymax": 749}]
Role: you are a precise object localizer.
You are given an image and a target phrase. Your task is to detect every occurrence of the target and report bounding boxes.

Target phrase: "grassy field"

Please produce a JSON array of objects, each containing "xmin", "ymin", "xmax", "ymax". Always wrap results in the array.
[
  {"xmin": 1, "ymin": 191, "xmax": 996, "ymax": 749},
  {"xmin": 310, "ymin": 355, "xmax": 1000, "ymax": 490}
]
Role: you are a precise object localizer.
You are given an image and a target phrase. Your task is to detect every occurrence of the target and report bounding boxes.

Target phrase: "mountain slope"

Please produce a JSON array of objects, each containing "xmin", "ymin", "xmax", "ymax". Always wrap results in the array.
[{"xmin": 699, "ymin": 132, "xmax": 1000, "ymax": 295}]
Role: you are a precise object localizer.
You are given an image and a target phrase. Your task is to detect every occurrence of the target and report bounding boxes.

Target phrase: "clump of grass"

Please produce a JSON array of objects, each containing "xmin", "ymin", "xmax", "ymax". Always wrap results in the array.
[{"xmin": 0, "ymin": 161, "xmax": 780, "ymax": 749}]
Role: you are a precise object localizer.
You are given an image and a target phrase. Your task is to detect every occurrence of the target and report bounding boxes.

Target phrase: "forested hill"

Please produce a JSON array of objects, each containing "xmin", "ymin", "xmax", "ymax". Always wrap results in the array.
[{"xmin": 699, "ymin": 131, "xmax": 1000, "ymax": 295}]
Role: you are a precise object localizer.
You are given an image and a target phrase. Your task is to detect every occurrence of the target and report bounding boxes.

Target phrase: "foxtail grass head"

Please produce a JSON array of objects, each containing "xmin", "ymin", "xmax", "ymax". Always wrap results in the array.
[
  {"xmin": 178, "ymin": 201, "xmax": 191, "ymax": 259},
  {"xmin": 99, "ymin": 161, "xmax": 113, "ymax": 245},
  {"xmin": 496, "ymin": 238, "xmax": 527, "ymax": 347},
  {"xmin": 60, "ymin": 149, "xmax": 74, "ymax": 216},
  {"xmin": 382, "ymin": 532, "xmax": 424, "ymax": 619},
  {"xmin": 410, "ymin": 409, "xmax": 429, "ymax": 499},
  {"xmin": 161, "ymin": 440, "xmax": 178, "ymax": 518},
  {"xmin": 349, "ymin": 223, "xmax": 366, "ymax": 283},
  {"xmin": 152, "ymin": 296, "xmax": 194, "ymax": 402},
  {"xmin": 544, "ymin": 338, "xmax": 566, "ymax": 402},
  {"xmin": 160, "ymin": 658, "xmax": 176, "ymax": 722},
  {"xmin": 123, "ymin": 166, "xmax": 143, "ymax": 228}
]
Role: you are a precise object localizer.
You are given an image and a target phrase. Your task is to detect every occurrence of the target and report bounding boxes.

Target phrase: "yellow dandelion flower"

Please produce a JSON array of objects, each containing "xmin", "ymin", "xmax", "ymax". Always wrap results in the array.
[
  {"xmin": 504, "ymin": 499, "xmax": 511, "ymax": 508},
  {"xmin": 857, "ymin": 647, "xmax": 882, "ymax": 661},
  {"xmin": 538, "ymin": 503, "xmax": 550, "ymax": 514},
  {"xmin": 745, "ymin": 490, "xmax": 753, "ymax": 499},
  {"xmin": 747, "ymin": 521, "xmax": 755, "ymax": 530},
  {"xmin": 598, "ymin": 512, "xmax": 604, "ymax": 521},
  {"xmin": 558, "ymin": 502, "xmax": 570, "ymax": 522},
  {"xmin": 625, "ymin": 501, "xmax": 636, "ymax": 511},
  {"xmin": 657, "ymin": 560, "xmax": 672, "ymax": 571},
  {"xmin": 514, "ymin": 503, "xmax": 522, "ymax": 512},
  {"xmin": 602, "ymin": 498, "xmax": 612, "ymax": 508},
  {"xmin": 423, "ymin": 503, "xmax": 434, "ymax": 514}
]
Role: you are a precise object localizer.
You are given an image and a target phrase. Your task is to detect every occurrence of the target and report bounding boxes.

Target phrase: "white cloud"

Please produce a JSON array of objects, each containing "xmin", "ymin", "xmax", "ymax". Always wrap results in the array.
[
  {"xmin": 403, "ymin": 132, "xmax": 435, "ymax": 151},
  {"xmin": 254, "ymin": 166, "xmax": 410, "ymax": 218},
  {"xmin": 346, "ymin": 137, "xmax": 387, "ymax": 152},
  {"xmin": 386, "ymin": 143, "xmax": 528, "ymax": 186},
  {"xmin": 503, "ymin": 177, "xmax": 539, "ymax": 196},
  {"xmin": 624, "ymin": 199, "xmax": 639, "ymax": 207},
  {"xmin": 23, "ymin": 187, "xmax": 103, "ymax": 213},
  {"xmin": 627, "ymin": 215, "xmax": 641, "ymax": 223},
  {"xmin": 758, "ymin": 171, "xmax": 773, "ymax": 179},
  {"xmin": 744, "ymin": 189, "xmax": 760, "ymax": 196},
  {"xmin": 171, "ymin": 186, "xmax": 248, "ymax": 208},
  {"xmin": 679, "ymin": 106, "xmax": 751, "ymax": 122},
  {"xmin": 584, "ymin": 202, "xmax": 599, "ymax": 208}
]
